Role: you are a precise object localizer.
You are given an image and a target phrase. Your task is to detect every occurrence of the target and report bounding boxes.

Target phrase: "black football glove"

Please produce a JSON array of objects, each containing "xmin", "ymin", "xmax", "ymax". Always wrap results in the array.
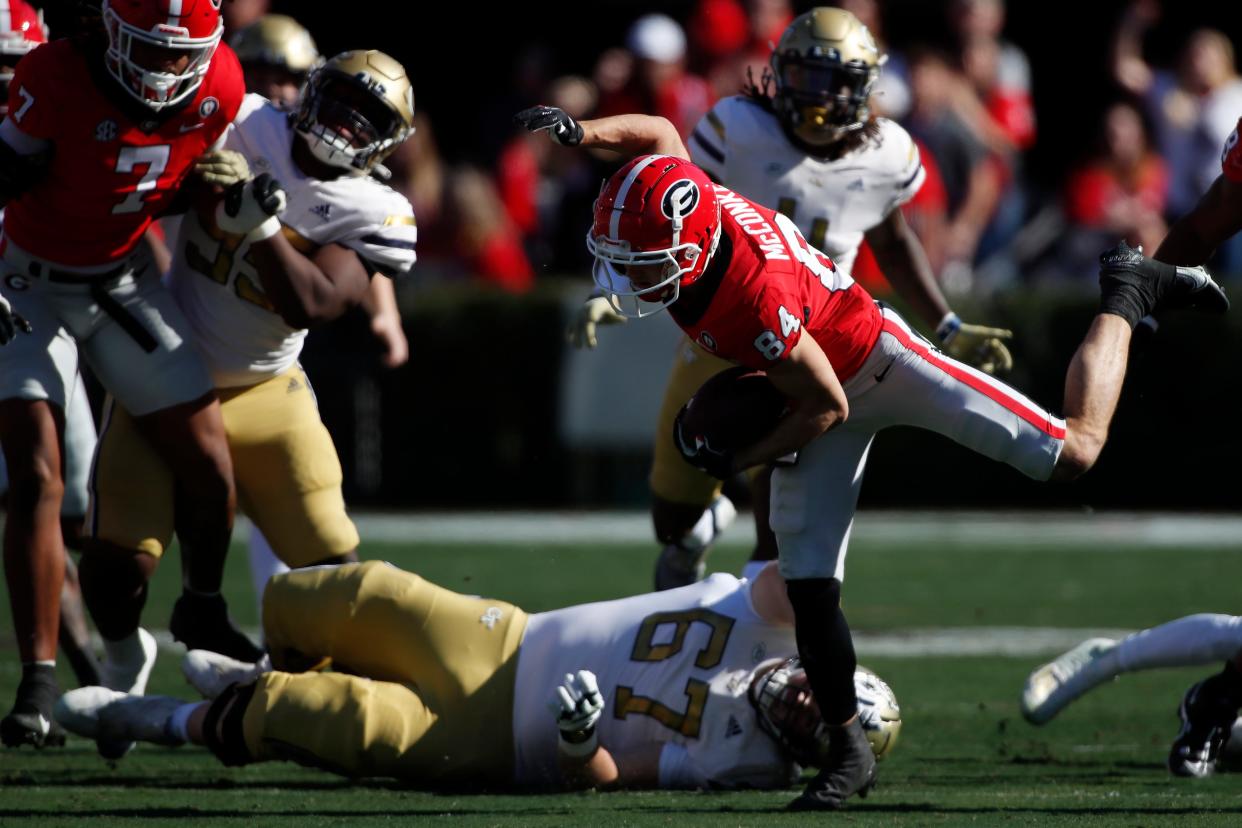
[
  {"xmin": 514, "ymin": 105, "xmax": 584, "ymax": 147},
  {"xmin": 673, "ymin": 403, "xmax": 736, "ymax": 480},
  {"xmin": 0, "ymin": 291, "xmax": 33, "ymax": 345}
]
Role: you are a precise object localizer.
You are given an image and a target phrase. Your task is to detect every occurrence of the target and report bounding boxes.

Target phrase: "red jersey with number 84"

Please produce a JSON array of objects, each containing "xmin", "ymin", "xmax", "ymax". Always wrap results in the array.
[
  {"xmin": 3, "ymin": 39, "xmax": 242, "ymax": 267},
  {"xmin": 671, "ymin": 186, "xmax": 882, "ymax": 381}
]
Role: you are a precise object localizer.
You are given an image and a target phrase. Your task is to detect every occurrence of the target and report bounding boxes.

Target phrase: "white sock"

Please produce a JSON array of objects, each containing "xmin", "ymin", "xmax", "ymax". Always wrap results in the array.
[
  {"xmin": 167, "ymin": 702, "xmax": 199, "ymax": 744},
  {"xmin": 684, "ymin": 495, "xmax": 737, "ymax": 551},
  {"xmin": 103, "ymin": 631, "xmax": 144, "ymax": 669},
  {"xmin": 1115, "ymin": 614, "xmax": 1242, "ymax": 673},
  {"xmin": 247, "ymin": 527, "xmax": 289, "ymax": 620}
]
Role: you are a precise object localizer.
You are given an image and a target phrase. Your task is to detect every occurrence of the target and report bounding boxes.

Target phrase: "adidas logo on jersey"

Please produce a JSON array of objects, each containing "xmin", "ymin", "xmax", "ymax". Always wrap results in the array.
[
  {"xmin": 311, "ymin": 203, "xmax": 333, "ymax": 221},
  {"xmin": 848, "ymin": 179, "xmax": 866, "ymax": 192},
  {"xmin": 725, "ymin": 715, "xmax": 744, "ymax": 739}
]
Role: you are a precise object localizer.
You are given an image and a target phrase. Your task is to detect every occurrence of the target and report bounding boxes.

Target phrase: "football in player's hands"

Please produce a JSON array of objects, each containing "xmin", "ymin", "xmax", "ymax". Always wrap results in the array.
[
  {"xmin": 0, "ymin": 292, "xmax": 33, "ymax": 345},
  {"xmin": 675, "ymin": 367, "xmax": 788, "ymax": 477}
]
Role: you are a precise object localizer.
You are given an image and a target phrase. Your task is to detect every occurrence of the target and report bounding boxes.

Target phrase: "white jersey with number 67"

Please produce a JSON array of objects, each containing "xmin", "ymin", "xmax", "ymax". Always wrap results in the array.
[
  {"xmin": 688, "ymin": 95, "xmax": 925, "ymax": 274},
  {"xmin": 511, "ymin": 573, "xmax": 800, "ymax": 789}
]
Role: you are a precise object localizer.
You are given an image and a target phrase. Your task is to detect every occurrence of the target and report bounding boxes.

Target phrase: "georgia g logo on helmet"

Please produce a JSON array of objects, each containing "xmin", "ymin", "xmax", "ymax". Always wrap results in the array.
[{"xmin": 661, "ymin": 179, "xmax": 700, "ymax": 221}]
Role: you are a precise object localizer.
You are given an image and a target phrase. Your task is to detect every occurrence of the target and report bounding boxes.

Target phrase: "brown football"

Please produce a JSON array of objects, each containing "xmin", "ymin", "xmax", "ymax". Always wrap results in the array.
[{"xmin": 679, "ymin": 367, "xmax": 788, "ymax": 452}]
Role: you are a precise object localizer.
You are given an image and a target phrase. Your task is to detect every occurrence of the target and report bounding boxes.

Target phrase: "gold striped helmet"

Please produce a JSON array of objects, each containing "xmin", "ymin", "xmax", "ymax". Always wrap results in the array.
[
  {"xmin": 230, "ymin": 14, "xmax": 320, "ymax": 74},
  {"xmin": 293, "ymin": 50, "xmax": 415, "ymax": 175},
  {"xmin": 770, "ymin": 7, "xmax": 885, "ymax": 146}
]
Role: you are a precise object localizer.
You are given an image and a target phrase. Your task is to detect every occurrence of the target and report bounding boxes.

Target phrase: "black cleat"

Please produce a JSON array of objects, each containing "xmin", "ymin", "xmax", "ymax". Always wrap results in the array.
[
  {"xmin": 788, "ymin": 717, "xmax": 877, "ymax": 811},
  {"xmin": 1099, "ymin": 242, "xmax": 1229, "ymax": 317},
  {"xmin": 1, "ymin": 666, "xmax": 66, "ymax": 749},
  {"xmin": 1169, "ymin": 679, "xmax": 1238, "ymax": 778},
  {"xmin": 170, "ymin": 592, "xmax": 264, "ymax": 662},
  {"xmin": 653, "ymin": 543, "xmax": 707, "ymax": 591}
]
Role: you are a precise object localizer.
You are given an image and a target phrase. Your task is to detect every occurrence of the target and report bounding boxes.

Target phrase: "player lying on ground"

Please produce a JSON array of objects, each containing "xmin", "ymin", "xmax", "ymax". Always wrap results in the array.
[
  {"xmin": 79, "ymin": 49, "xmax": 418, "ymax": 759},
  {"xmin": 55, "ymin": 560, "xmax": 900, "ymax": 790},
  {"xmin": 1025, "ymin": 115, "xmax": 1242, "ymax": 780},
  {"xmin": 516, "ymin": 89, "xmax": 1228, "ymax": 812},
  {"xmin": 1023, "ymin": 614, "xmax": 1242, "ymax": 778},
  {"xmin": 550, "ymin": 8, "xmax": 1013, "ymax": 593}
]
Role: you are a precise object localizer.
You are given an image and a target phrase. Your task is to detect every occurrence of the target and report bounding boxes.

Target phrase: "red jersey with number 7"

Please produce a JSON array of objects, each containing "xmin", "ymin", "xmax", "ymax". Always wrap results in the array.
[
  {"xmin": 669, "ymin": 186, "xmax": 883, "ymax": 380},
  {"xmin": 3, "ymin": 38, "xmax": 242, "ymax": 267}
]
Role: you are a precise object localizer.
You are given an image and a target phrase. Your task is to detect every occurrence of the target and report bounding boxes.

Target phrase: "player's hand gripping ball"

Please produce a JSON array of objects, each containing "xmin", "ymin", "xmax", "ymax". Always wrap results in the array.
[{"xmin": 674, "ymin": 367, "xmax": 788, "ymax": 479}]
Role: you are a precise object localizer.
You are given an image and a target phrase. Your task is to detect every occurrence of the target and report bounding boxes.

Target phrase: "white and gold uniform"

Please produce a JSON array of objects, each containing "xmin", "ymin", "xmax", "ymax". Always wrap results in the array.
[
  {"xmin": 221, "ymin": 563, "xmax": 799, "ymax": 789},
  {"xmin": 89, "ymin": 93, "xmax": 417, "ymax": 564},
  {"xmin": 652, "ymin": 96, "xmax": 925, "ymax": 506}
]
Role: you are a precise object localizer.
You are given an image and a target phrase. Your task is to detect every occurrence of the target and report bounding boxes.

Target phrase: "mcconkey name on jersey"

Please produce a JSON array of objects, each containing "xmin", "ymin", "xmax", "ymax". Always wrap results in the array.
[
  {"xmin": 168, "ymin": 94, "xmax": 417, "ymax": 387},
  {"xmin": 512, "ymin": 574, "xmax": 799, "ymax": 789},
  {"xmin": 689, "ymin": 96, "xmax": 924, "ymax": 274}
]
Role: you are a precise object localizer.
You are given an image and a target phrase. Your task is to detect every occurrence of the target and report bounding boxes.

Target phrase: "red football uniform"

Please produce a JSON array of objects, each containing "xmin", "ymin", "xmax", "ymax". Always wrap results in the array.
[
  {"xmin": 3, "ymin": 38, "xmax": 243, "ymax": 266},
  {"xmin": 1222, "ymin": 118, "xmax": 1242, "ymax": 184},
  {"xmin": 670, "ymin": 186, "xmax": 883, "ymax": 381}
]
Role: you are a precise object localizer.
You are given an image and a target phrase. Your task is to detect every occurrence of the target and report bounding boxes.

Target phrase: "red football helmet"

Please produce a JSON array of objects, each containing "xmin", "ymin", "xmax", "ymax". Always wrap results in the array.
[
  {"xmin": 0, "ymin": 0, "xmax": 48, "ymax": 117},
  {"xmin": 587, "ymin": 154, "xmax": 721, "ymax": 318},
  {"xmin": 102, "ymin": 0, "xmax": 224, "ymax": 111}
]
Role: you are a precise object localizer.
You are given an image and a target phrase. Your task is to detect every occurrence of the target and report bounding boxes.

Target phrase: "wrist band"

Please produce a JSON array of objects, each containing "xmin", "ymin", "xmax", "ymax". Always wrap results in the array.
[
  {"xmin": 558, "ymin": 727, "xmax": 599, "ymax": 758},
  {"xmin": 936, "ymin": 312, "xmax": 962, "ymax": 344},
  {"xmin": 246, "ymin": 215, "xmax": 282, "ymax": 243}
]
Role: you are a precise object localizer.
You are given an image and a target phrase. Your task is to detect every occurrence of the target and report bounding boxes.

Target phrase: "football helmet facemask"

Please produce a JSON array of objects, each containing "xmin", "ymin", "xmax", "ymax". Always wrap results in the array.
[
  {"xmin": 0, "ymin": 0, "xmax": 48, "ymax": 118},
  {"xmin": 586, "ymin": 154, "xmax": 721, "ymax": 319},
  {"xmin": 749, "ymin": 658, "xmax": 902, "ymax": 766},
  {"xmin": 293, "ymin": 50, "xmax": 415, "ymax": 176},
  {"xmin": 102, "ymin": 0, "xmax": 224, "ymax": 112},
  {"xmin": 770, "ymin": 7, "xmax": 884, "ymax": 147}
]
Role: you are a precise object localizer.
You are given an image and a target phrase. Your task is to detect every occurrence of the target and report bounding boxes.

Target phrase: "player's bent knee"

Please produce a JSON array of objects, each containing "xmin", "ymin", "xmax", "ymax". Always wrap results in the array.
[
  {"xmin": 1052, "ymin": 432, "xmax": 1103, "ymax": 481},
  {"xmin": 652, "ymin": 498, "xmax": 709, "ymax": 545}
]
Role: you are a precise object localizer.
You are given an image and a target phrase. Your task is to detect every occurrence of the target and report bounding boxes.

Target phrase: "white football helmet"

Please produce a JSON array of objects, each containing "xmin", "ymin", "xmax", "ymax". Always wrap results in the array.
[{"xmin": 750, "ymin": 658, "xmax": 902, "ymax": 765}]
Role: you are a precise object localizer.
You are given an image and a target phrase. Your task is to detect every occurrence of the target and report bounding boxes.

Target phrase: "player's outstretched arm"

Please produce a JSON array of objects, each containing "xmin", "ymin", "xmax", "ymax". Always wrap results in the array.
[
  {"xmin": 515, "ymin": 106, "xmax": 689, "ymax": 160},
  {"xmin": 866, "ymin": 209, "xmax": 1013, "ymax": 374},
  {"xmin": 732, "ymin": 335, "xmax": 848, "ymax": 473},
  {"xmin": 1155, "ymin": 175, "xmax": 1242, "ymax": 267}
]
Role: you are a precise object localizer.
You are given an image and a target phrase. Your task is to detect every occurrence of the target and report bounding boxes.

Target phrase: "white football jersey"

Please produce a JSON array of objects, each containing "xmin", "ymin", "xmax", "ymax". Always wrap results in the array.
[
  {"xmin": 168, "ymin": 94, "xmax": 417, "ymax": 388},
  {"xmin": 688, "ymin": 95, "xmax": 924, "ymax": 274},
  {"xmin": 511, "ymin": 574, "xmax": 800, "ymax": 789}
]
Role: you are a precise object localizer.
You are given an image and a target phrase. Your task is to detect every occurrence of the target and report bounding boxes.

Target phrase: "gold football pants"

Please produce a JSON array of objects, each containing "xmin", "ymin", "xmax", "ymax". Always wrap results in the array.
[
  {"xmin": 89, "ymin": 364, "xmax": 358, "ymax": 565},
  {"xmin": 241, "ymin": 562, "xmax": 527, "ymax": 784}
]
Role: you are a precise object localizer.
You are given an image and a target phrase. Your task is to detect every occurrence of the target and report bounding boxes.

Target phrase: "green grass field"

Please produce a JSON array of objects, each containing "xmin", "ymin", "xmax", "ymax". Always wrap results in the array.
[{"xmin": 3, "ymin": 519, "xmax": 1242, "ymax": 826}]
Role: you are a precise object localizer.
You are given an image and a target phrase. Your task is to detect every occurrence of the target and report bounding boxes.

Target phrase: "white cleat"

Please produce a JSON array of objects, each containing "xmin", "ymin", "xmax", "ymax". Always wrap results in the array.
[
  {"xmin": 182, "ymin": 650, "xmax": 270, "ymax": 699},
  {"xmin": 1022, "ymin": 637, "xmax": 1118, "ymax": 725},
  {"xmin": 54, "ymin": 687, "xmax": 184, "ymax": 748},
  {"xmin": 102, "ymin": 628, "xmax": 158, "ymax": 695}
]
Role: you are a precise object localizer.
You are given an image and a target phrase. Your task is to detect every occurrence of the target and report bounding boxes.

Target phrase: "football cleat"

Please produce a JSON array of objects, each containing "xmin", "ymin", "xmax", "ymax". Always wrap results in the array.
[
  {"xmin": 102, "ymin": 628, "xmax": 159, "ymax": 695},
  {"xmin": 1168, "ymin": 680, "xmax": 1238, "ymax": 778},
  {"xmin": 1098, "ymin": 242, "xmax": 1229, "ymax": 316},
  {"xmin": 183, "ymin": 650, "xmax": 270, "ymax": 700},
  {"xmin": 654, "ymin": 543, "xmax": 707, "ymax": 591},
  {"xmin": 169, "ymin": 592, "xmax": 265, "ymax": 662},
  {"xmin": 1021, "ymin": 637, "xmax": 1118, "ymax": 725},
  {"xmin": 788, "ymin": 717, "xmax": 877, "ymax": 811},
  {"xmin": 55, "ymin": 687, "xmax": 185, "ymax": 749},
  {"xmin": 1, "ymin": 666, "xmax": 65, "ymax": 749}
]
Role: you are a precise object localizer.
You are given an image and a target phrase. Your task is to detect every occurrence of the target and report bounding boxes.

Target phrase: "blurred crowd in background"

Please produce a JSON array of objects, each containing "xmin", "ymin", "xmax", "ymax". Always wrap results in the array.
[{"xmin": 218, "ymin": 0, "xmax": 1242, "ymax": 297}]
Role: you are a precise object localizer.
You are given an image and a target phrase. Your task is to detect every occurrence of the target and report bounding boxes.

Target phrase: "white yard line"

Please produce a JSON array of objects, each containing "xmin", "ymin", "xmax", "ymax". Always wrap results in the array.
[{"xmin": 316, "ymin": 510, "xmax": 1242, "ymax": 548}]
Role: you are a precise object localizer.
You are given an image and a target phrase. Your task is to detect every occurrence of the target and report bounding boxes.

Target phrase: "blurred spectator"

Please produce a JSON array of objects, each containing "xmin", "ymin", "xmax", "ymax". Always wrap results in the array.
[
  {"xmin": 1114, "ymin": 3, "xmax": 1242, "ymax": 216},
  {"xmin": 222, "ymin": 0, "xmax": 268, "ymax": 34},
  {"xmin": 906, "ymin": 49, "xmax": 1003, "ymax": 281},
  {"xmin": 838, "ymin": 0, "xmax": 911, "ymax": 119},
  {"xmin": 230, "ymin": 14, "xmax": 321, "ymax": 110},
  {"xmin": 595, "ymin": 14, "xmax": 715, "ymax": 138},
  {"xmin": 1064, "ymin": 100, "xmax": 1168, "ymax": 260},
  {"xmin": 689, "ymin": 0, "xmax": 793, "ymax": 99},
  {"xmin": 496, "ymin": 76, "xmax": 600, "ymax": 273}
]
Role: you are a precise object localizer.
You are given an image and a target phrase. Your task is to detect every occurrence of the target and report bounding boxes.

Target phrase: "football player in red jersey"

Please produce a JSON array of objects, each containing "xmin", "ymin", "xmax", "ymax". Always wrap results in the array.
[
  {"xmin": 0, "ymin": 0, "xmax": 275, "ymax": 748},
  {"xmin": 526, "ymin": 111, "xmax": 1228, "ymax": 809}
]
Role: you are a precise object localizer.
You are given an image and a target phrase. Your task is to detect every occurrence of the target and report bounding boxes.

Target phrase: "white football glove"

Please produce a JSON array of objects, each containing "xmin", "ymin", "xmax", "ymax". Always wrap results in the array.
[
  {"xmin": 0, "ymin": 291, "xmax": 33, "ymax": 345},
  {"xmin": 937, "ymin": 314, "xmax": 1014, "ymax": 375},
  {"xmin": 193, "ymin": 149, "xmax": 251, "ymax": 188},
  {"xmin": 215, "ymin": 173, "xmax": 287, "ymax": 241},
  {"xmin": 566, "ymin": 295, "xmax": 626, "ymax": 349},
  {"xmin": 549, "ymin": 669, "xmax": 605, "ymax": 756}
]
